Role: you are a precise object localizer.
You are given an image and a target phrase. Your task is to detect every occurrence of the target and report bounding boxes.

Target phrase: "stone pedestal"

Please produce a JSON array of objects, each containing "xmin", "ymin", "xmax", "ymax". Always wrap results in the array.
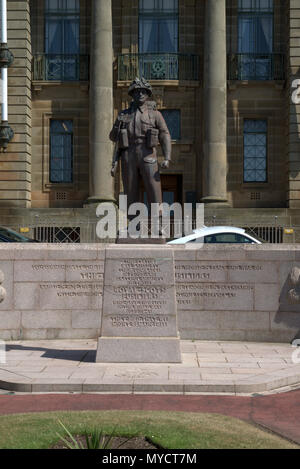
[{"xmin": 96, "ymin": 247, "xmax": 181, "ymax": 363}]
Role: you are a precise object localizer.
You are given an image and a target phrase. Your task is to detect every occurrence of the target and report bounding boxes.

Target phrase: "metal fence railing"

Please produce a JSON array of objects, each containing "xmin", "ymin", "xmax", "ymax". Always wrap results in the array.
[
  {"xmin": 34, "ymin": 226, "xmax": 81, "ymax": 243},
  {"xmin": 205, "ymin": 218, "xmax": 284, "ymax": 243},
  {"xmin": 243, "ymin": 226, "xmax": 283, "ymax": 244},
  {"xmin": 33, "ymin": 54, "xmax": 89, "ymax": 81},
  {"xmin": 227, "ymin": 53, "xmax": 285, "ymax": 81},
  {"xmin": 118, "ymin": 53, "xmax": 200, "ymax": 81},
  {"xmin": 0, "ymin": 220, "xmax": 288, "ymax": 244}
]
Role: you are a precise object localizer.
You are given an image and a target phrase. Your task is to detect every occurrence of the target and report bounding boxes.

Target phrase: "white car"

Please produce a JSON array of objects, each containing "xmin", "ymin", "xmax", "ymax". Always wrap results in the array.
[{"xmin": 167, "ymin": 226, "xmax": 263, "ymax": 245}]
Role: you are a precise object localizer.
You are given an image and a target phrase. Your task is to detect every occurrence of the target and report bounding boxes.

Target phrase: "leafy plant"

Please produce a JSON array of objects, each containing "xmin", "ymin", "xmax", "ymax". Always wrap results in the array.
[{"xmin": 56, "ymin": 420, "xmax": 132, "ymax": 450}]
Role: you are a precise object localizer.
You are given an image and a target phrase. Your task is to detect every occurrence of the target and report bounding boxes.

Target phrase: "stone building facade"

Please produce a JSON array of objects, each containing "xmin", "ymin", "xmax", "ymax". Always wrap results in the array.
[{"xmin": 0, "ymin": 0, "xmax": 300, "ymax": 242}]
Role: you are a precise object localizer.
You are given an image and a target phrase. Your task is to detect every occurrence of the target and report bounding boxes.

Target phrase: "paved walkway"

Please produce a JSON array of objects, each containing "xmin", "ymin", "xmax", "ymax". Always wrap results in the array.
[
  {"xmin": 0, "ymin": 391, "xmax": 299, "ymax": 444},
  {"xmin": 0, "ymin": 340, "xmax": 300, "ymax": 394}
]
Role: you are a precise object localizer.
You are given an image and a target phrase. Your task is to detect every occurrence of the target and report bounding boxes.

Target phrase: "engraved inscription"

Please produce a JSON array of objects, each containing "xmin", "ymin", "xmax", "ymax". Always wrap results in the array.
[
  {"xmin": 116, "ymin": 258, "xmax": 164, "ymax": 284},
  {"xmin": 107, "ymin": 285, "xmax": 169, "ymax": 316},
  {"xmin": 40, "ymin": 283, "xmax": 103, "ymax": 297},
  {"xmin": 175, "ymin": 264, "xmax": 263, "ymax": 271},
  {"xmin": 175, "ymin": 262, "xmax": 259, "ymax": 312},
  {"xmin": 177, "ymin": 283, "xmax": 253, "ymax": 302},
  {"xmin": 32, "ymin": 264, "xmax": 103, "ymax": 271},
  {"xmin": 176, "ymin": 283, "xmax": 254, "ymax": 310},
  {"xmin": 30, "ymin": 262, "xmax": 104, "ymax": 301},
  {"xmin": 107, "ymin": 260, "xmax": 170, "ymax": 321},
  {"xmin": 101, "ymin": 255, "xmax": 178, "ymax": 336},
  {"xmin": 32, "ymin": 263, "xmax": 104, "ymax": 281},
  {"xmin": 175, "ymin": 263, "xmax": 263, "ymax": 282},
  {"xmin": 80, "ymin": 272, "xmax": 103, "ymax": 280},
  {"xmin": 114, "ymin": 369, "xmax": 159, "ymax": 379},
  {"xmin": 110, "ymin": 316, "xmax": 169, "ymax": 328},
  {"xmin": 176, "ymin": 272, "xmax": 210, "ymax": 280},
  {"xmin": 32, "ymin": 264, "xmax": 65, "ymax": 270}
]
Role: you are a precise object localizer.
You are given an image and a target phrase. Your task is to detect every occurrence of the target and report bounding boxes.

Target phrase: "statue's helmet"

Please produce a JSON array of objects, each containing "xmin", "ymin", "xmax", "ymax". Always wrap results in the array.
[{"xmin": 128, "ymin": 77, "xmax": 153, "ymax": 97}]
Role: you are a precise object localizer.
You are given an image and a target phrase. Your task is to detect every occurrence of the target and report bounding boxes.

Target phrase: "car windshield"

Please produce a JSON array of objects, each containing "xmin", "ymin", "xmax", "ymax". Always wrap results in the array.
[{"xmin": 0, "ymin": 227, "xmax": 33, "ymax": 242}]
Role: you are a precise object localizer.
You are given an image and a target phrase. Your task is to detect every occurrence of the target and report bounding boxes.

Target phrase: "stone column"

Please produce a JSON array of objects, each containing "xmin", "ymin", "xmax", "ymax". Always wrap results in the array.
[
  {"xmin": 202, "ymin": 0, "xmax": 227, "ymax": 204},
  {"xmin": 88, "ymin": 0, "xmax": 115, "ymax": 203}
]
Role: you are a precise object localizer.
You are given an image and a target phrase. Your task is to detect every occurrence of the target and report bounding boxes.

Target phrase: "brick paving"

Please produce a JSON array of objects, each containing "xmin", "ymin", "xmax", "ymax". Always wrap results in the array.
[{"xmin": 0, "ymin": 391, "xmax": 299, "ymax": 445}]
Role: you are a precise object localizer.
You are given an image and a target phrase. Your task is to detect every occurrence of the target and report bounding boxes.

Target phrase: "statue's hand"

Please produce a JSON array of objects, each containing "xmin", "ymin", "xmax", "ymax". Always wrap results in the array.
[
  {"xmin": 111, "ymin": 163, "xmax": 117, "ymax": 177},
  {"xmin": 160, "ymin": 160, "xmax": 170, "ymax": 170}
]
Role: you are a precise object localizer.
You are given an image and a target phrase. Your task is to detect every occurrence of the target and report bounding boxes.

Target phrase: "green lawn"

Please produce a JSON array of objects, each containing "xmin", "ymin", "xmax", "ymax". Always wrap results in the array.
[{"xmin": 0, "ymin": 410, "xmax": 298, "ymax": 449}]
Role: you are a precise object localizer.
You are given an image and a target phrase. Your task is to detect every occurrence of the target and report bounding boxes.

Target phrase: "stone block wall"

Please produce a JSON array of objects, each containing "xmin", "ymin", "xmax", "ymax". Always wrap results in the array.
[
  {"xmin": 0, "ymin": 244, "xmax": 299, "ymax": 342},
  {"xmin": 31, "ymin": 84, "xmax": 89, "ymax": 208},
  {"xmin": 30, "ymin": 0, "xmax": 90, "ymax": 209},
  {"xmin": 0, "ymin": 0, "xmax": 32, "ymax": 208},
  {"xmin": 227, "ymin": 0, "xmax": 287, "ymax": 209},
  {"xmin": 175, "ymin": 245, "xmax": 300, "ymax": 342},
  {"xmin": 227, "ymin": 84, "xmax": 286, "ymax": 208}
]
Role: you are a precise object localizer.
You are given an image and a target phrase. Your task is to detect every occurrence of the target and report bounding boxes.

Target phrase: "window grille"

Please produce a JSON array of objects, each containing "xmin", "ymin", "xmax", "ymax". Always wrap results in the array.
[
  {"xmin": 50, "ymin": 120, "xmax": 73, "ymax": 184},
  {"xmin": 160, "ymin": 109, "xmax": 181, "ymax": 140},
  {"xmin": 243, "ymin": 119, "xmax": 267, "ymax": 183}
]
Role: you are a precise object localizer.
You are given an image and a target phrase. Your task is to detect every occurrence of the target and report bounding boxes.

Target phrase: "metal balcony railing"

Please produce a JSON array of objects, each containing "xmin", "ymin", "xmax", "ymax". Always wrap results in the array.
[
  {"xmin": 33, "ymin": 54, "xmax": 89, "ymax": 81},
  {"xmin": 118, "ymin": 53, "xmax": 200, "ymax": 81},
  {"xmin": 227, "ymin": 53, "xmax": 285, "ymax": 81}
]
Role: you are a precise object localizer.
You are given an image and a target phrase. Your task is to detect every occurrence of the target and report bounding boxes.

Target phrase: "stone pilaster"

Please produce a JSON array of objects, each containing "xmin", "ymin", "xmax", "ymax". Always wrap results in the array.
[
  {"xmin": 287, "ymin": 0, "xmax": 300, "ymax": 208},
  {"xmin": 0, "ymin": 0, "xmax": 32, "ymax": 208},
  {"xmin": 88, "ymin": 0, "xmax": 114, "ymax": 203},
  {"xmin": 202, "ymin": 0, "xmax": 227, "ymax": 204}
]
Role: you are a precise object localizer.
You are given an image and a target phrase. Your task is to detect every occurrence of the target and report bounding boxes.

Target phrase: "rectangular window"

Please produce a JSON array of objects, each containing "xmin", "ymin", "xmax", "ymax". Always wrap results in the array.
[
  {"xmin": 50, "ymin": 119, "xmax": 73, "ymax": 183},
  {"xmin": 160, "ymin": 109, "xmax": 181, "ymax": 140},
  {"xmin": 243, "ymin": 119, "xmax": 267, "ymax": 183},
  {"xmin": 44, "ymin": 0, "xmax": 80, "ymax": 80},
  {"xmin": 139, "ymin": 0, "xmax": 179, "ymax": 53},
  {"xmin": 238, "ymin": 0, "xmax": 273, "ymax": 80},
  {"xmin": 238, "ymin": 0, "xmax": 273, "ymax": 13}
]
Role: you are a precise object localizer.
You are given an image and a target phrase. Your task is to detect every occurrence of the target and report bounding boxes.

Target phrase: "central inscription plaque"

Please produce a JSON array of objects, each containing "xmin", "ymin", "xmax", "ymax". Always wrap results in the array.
[{"xmin": 96, "ymin": 247, "xmax": 181, "ymax": 363}]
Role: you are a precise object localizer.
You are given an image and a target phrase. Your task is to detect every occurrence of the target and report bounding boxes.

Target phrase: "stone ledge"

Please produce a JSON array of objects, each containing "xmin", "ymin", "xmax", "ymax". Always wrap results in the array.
[{"xmin": 1, "ymin": 368, "xmax": 300, "ymax": 394}]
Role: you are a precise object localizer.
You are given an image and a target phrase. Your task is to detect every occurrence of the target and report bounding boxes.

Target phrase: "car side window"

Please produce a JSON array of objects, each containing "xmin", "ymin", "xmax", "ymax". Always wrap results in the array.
[
  {"xmin": 236, "ymin": 234, "xmax": 253, "ymax": 244},
  {"xmin": 204, "ymin": 233, "xmax": 253, "ymax": 243},
  {"xmin": 186, "ymin": 237, "xmax": 204, "ymax": 244}
]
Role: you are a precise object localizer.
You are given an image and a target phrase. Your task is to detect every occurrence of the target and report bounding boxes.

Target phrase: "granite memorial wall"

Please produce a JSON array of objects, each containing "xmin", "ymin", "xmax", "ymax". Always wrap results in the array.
[{"xmin": 0, "ymin": 244, "xmax": 298, "ymax": 343}]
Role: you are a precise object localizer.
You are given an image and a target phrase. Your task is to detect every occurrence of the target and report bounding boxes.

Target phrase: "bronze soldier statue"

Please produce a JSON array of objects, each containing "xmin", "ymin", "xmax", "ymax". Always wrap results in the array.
[{"xmin": 109, "ymin": 77, "xmax": 171, "ymax": 213}]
